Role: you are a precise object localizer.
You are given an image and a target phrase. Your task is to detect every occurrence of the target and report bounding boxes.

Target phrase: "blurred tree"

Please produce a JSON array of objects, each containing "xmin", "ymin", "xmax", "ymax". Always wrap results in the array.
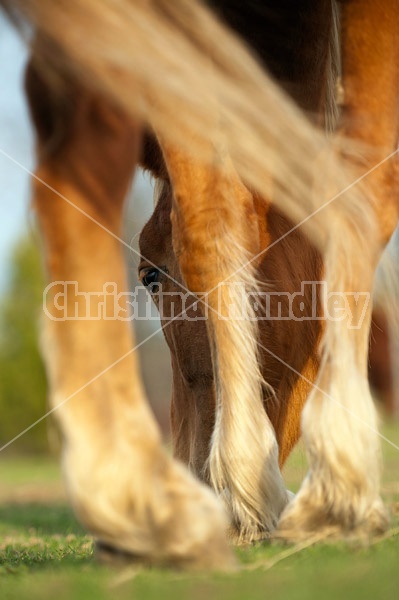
[{"xmin": 0, "ymin": 230, "xmax": 48, "ymax": 453}]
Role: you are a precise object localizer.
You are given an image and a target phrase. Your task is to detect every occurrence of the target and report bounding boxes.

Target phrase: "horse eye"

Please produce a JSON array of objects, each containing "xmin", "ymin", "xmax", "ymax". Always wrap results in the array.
[{"xmin": 140, "ymin": 268, "xmax": 161, "ymax": 293}]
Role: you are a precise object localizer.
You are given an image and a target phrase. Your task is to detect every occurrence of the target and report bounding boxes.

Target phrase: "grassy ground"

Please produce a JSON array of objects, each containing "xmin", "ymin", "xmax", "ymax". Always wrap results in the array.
[{"xmin": 0, "ymin": 424, "xmax": 398, "ymax": 600}]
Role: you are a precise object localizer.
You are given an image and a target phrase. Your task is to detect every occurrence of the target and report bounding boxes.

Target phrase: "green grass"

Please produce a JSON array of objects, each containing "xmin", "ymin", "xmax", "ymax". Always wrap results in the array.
[{"xmin": 0, "ymin": 423, "xmax": 398, "ymax": 600}]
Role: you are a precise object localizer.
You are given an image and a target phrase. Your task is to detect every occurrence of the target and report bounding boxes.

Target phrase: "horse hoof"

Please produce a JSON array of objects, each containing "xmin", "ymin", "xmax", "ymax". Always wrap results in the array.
[{"xmin": 95, "ymin": 541, "xmax": 144, "ymax": 567}]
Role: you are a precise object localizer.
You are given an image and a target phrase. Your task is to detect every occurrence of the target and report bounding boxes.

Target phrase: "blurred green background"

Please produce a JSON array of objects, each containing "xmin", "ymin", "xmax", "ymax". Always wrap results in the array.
[{"xmin": 0, "ymin": 232, "xmax": 47, "ymax": 452}]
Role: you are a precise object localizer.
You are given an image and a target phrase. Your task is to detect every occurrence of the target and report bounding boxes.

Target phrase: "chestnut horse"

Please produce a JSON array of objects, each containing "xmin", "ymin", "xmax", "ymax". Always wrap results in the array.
[{"xmin": 1, "ymin": 0, "xmax": 398, "ymax": 568}]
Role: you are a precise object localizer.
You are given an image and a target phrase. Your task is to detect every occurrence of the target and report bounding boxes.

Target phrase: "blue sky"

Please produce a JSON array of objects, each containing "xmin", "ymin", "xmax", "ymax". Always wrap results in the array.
[{"xmin": 0, "ymin": 14, "xmax": 34, "ymax": 289}]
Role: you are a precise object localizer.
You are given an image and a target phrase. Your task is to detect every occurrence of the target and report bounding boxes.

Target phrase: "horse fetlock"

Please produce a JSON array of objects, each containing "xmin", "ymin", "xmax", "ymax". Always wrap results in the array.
[
  {"xmin": 275, "ymin": 476, "xmax": 389, "ymax": 543},
  {"xmin": 213, "ymin": 467, "xmax": 290, "ymax": 545},
  {"xmin": 64, "ymin": 448, "xmax": 234, "ymax": 569},
  {"xmin": 152, "ymin": 460, "xmax": 236, "ymax": 569}
]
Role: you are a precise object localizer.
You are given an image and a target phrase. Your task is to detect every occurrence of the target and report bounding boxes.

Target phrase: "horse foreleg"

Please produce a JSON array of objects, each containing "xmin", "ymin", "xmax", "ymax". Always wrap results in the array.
[
  {"xmin": 278, "ymin": 0, "xmax": 399, "ymax": 541},
  {"xmin": 27, "ymin": 63, "xmax": 232, "ymax": 568},
  {"xmin": 161, "ymin": 145, "xmax": 289, "ymax": 543}
]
